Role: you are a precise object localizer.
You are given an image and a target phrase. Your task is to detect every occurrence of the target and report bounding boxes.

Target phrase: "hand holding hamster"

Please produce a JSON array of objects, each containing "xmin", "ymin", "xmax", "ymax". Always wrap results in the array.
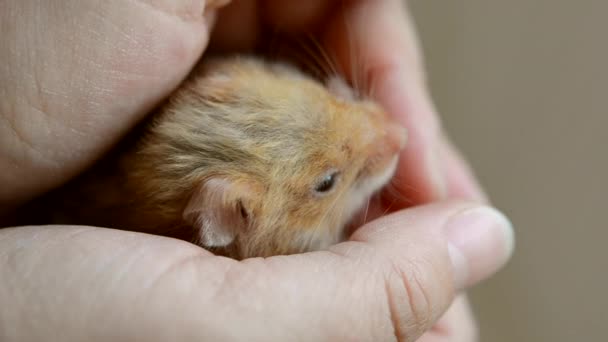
[
  {"xmin": 0, "ymin": 1, "xmax": 514, "ymax": 341},
  {"xmin": 2, "ymin": 203, "xmax": 512, "ymax": 341}
]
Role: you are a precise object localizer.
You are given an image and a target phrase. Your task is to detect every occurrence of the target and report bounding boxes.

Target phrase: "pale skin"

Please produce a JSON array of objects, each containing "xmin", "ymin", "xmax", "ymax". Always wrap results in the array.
[{"xmin": 0, "ymin": 1, "xmax": 514, "ymax": 341}]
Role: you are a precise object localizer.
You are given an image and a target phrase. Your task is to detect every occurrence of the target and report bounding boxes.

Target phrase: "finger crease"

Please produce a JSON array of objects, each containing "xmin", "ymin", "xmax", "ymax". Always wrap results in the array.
[{"xmin": 384, "ymin": 280, "xmax": 408, "ymax": 342}]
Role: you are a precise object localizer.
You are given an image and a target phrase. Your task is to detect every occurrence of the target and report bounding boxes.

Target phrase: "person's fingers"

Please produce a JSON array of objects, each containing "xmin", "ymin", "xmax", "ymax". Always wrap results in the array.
[
  {"xmin": 323, "ymin": 0, "xmax": 447, "ymax": 204},
  {"xmin": 0, "ymin": 0, "xmax": 227, "ymax": 212}
]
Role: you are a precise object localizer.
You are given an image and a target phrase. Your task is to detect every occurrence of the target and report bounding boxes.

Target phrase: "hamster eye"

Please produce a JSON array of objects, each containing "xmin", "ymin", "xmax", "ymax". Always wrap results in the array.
[
  {"xmin": 237, "ymin": 199, "xmax": 249, "ymax": 220},
  {"xmin": 314, "ymin": 171, "xmax": 340, "ymax": 194}
]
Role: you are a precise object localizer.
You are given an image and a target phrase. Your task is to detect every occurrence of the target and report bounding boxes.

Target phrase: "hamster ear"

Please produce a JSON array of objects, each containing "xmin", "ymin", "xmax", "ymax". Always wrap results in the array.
[{"xmin": 183, "ymin": 178, "xmax": 254, "ymax": 247}]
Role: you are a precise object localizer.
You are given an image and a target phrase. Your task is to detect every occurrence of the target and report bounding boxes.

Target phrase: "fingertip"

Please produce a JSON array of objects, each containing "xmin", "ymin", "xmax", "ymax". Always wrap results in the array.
[
  {"xmin": 444, "ymin": 206, "xmax": 515, "ymax": 289},
  {"xmin": 349, "ymin": 200, "xmax": 514, "ymax": 290}
]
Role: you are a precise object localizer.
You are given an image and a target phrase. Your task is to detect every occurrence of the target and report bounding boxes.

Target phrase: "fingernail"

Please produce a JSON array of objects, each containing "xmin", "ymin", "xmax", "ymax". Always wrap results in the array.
[{"xmin": 444, "ymin": 206, "xmax": 515, "ymax": 289}]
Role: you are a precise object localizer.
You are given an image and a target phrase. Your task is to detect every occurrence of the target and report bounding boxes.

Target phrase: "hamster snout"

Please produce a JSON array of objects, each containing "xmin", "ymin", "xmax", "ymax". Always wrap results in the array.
[
  {"xmin": 368, "ymin": 117, "xmax": 407, "ymax": 168},
  {"xmin": 386, "ymin": 123, "xmax": 408, "ymax": 152},
  {"xmin": 353, "ymin": 104, "xmax": 407, "ymax": 181}
]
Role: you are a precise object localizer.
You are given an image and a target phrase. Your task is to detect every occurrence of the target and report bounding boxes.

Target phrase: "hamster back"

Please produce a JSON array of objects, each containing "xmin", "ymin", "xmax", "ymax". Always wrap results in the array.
[{"xmin": 47, "ymin": 56, "xmax": 407, "ymax": 259}]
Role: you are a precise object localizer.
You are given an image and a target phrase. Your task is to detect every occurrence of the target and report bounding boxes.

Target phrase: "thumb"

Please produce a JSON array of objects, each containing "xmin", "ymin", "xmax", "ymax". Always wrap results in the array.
[
  {"xmin": 347, "ymin": 200, "xmax": 514, "ymax": 292},
  {"xmin": 325, "ymin": 200, "xmax": 513, "ymax": 340}
]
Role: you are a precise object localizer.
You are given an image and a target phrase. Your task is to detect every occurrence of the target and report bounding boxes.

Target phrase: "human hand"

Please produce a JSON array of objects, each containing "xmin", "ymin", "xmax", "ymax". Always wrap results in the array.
[
  {"xmin": 0, "ymin": 201, "xmax": 513, "ymax": 341},
  {"xmin": 1, "ymin": 0, "xmax": 482, "ymax": 214},
  {"xmin": 1, "ymin": 1, "xmax": 509, "ymax": 341}
]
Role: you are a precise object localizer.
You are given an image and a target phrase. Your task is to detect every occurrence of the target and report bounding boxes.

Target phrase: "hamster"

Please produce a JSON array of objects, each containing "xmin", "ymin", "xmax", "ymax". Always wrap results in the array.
[{"xmin": 37, "ymin": 56, "xmax": 407, "ymax": 259}]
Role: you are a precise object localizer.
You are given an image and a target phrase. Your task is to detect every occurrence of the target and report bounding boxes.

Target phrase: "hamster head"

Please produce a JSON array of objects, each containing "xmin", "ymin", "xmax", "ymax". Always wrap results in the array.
[{"xmin": 145, "ymin": 57, "xmax": 407, "ymax": 259}]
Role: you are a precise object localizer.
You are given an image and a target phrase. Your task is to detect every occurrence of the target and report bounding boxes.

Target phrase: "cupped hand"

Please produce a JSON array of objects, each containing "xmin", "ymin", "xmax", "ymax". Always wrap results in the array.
[
  {"xmin": 1, "ymin": 1, "xmax": 510, "ymax": 341},
  {"xmin": 0, "ymin": 201, "xmax": 513, "ymax": 341}
]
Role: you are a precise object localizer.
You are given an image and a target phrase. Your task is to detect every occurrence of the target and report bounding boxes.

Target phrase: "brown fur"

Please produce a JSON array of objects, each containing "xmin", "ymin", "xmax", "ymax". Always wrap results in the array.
[{"xmin": 37, "ymin": 56, "xmax": 406, "ymax": 259}]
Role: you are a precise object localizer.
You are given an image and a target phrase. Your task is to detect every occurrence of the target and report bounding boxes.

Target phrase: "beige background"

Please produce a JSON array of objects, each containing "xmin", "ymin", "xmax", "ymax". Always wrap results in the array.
[{"xmin": 408, "ymin": 1, "xmax": 607, "ymax": 341}]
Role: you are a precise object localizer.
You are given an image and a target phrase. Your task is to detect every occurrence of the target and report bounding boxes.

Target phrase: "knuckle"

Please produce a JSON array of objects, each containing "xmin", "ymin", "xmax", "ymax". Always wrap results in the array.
[{"xmin": 383, "ymin": 258, "xmax": 443, "ymax": 342}]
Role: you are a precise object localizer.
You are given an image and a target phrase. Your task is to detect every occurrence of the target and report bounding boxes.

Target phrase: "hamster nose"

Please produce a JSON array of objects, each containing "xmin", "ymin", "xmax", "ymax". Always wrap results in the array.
[
  {"xmin": 366, "ymin": 122, "xmax": 407, "ymax": 165},
  {"xmin": 368, "ymin": 107, "xmax": 407, "ymax": 154}
]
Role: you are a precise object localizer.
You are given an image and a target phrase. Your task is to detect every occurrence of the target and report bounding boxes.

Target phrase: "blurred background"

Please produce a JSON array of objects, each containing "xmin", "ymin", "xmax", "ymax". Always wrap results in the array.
[{"xmin": 409, "ymin": 1, "xmax": 607, "ymax": 341}]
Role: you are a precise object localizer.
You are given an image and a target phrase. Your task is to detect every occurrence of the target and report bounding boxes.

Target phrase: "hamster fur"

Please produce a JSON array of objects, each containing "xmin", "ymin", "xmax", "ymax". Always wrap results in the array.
[{"xmin": 41, "ymin": 56, "xmax": 407, "ymax": 259}]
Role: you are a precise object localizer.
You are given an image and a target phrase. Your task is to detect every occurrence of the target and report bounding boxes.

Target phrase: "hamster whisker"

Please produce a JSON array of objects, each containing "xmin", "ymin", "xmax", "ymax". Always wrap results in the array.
[
  {"xmin": 362, "ymin": 196, "xmax": 371, "ymax": 226},
  {"xmin": 296, "ymin": 39, "xmax": 329, "ymax": 79},
  {"xmin": 389, "ymin": 174, "xmax": 422, "ymax": 197},
  {"xmin": 382, "ymin": 197, "xmax": 399, "ymax": 217},
  {"xmin": 292, "ymin": 34, "xmax": 338, "ymax": 81},
  {"xmin": 306, "ymin": 33, "xmax": 340, "ymax": 79}
]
